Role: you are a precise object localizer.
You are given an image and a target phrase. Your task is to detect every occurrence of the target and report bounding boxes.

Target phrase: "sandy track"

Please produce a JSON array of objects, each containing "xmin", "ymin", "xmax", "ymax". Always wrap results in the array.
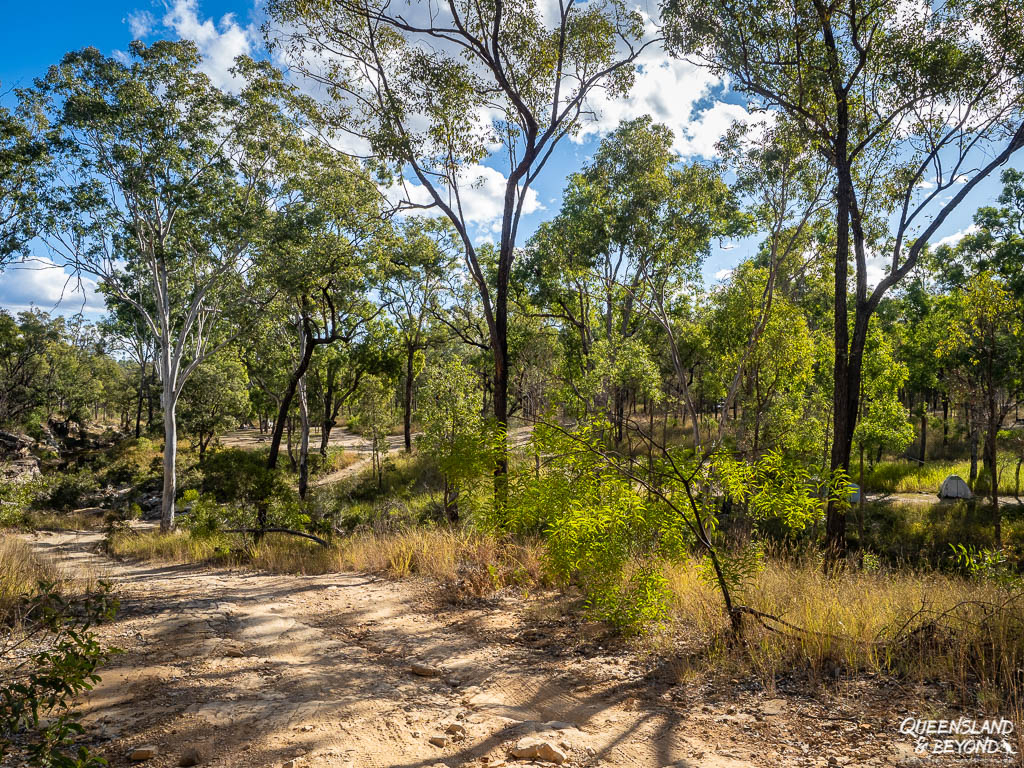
[{"xmin": 21, "ymin": 531, "xmax": 929, "ymax": 768}]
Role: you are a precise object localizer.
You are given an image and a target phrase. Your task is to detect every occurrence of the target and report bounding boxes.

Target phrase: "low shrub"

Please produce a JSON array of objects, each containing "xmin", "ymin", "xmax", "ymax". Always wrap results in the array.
[{"xmin": 0, "ymin": 580, "xmax": 118, "ymax": 767}]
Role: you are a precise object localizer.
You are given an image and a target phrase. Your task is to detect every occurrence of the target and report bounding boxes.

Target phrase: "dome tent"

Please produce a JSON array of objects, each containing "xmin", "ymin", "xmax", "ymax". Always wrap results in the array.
[{"xmin": 938, "ymin": 474, "xmax": 973, "ymax": 500}]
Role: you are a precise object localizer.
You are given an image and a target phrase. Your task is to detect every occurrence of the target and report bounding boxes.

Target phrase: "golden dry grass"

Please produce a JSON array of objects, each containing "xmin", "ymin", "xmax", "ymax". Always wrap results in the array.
[
  {"xmin": 108, "ymin": 525, "xmax": 1024, "ymax": 705},
  {"xmin": 664, "ymin": 556, "xmax": 1024, "ymax": 706},
  {"xmin": 107, "ymin": 526, "xmax": 548, "ymax": 593},
  {"xmin": 0, "ymin": 534, "xmax": 66, "ymax": 623}
]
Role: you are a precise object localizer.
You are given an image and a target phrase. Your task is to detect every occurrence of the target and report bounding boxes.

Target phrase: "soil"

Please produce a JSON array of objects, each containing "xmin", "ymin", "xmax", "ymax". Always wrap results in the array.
[{"xmin": 17, "ymin": 530, "xmax": 994, "ymax": 768}]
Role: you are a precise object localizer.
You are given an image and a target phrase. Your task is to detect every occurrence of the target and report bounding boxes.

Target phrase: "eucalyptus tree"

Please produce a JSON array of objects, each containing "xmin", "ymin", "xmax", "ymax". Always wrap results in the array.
[
  {"xmin": 178, "ymin": 354, "xmax": 251, "ymax": 462},
  {"xmin": 525, "ymin": 117, "xmax": 747, "ymax": 439},
  {"xmin": 708, "ymin": 262, "xmax": 823, "ymax": 458},
  {"xmin": 37, "ymin": 43, "xmax": 301, "ymax": 530},
  {"xmin": 663, "ymin": 0, "xmax": 1024, "ymax": 556},
  {"xmin": 0, "ymin": 310, "xmax": 60, "ymax": 429},
  {"xmin": 0, "ymin": 97, "xmax": 48, "ymax": 265},
  {"xmin": 307, "ymin": 318, "xmax": 403, "ymax": 456},
  {"xmin": 938, "ymin": 273, "xmax": 1024, "ymax": 544},
  {"xmin": 380, "ymin": 219, "xmax": 460, "ymax": 452},
  {"xmin": 256, "ymin": 139, "xmax": 386, "ymax": 502},
  {"xmin": 264, "ymin": 0, "xmax": 655, "ymax": 493},
  {"xmin": 99, "ymin": 290, "xmax": 156, "ymax": 438}
]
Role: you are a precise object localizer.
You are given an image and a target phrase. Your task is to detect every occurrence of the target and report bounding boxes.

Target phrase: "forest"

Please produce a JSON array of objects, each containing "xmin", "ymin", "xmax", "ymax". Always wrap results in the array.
[{"xmin": 2, "ymin": 0, "xmax": 1024, "ymax": 766}]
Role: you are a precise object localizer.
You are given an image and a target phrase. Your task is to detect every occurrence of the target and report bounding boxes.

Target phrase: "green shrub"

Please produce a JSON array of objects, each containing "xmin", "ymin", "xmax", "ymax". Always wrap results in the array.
[
  {"xmin": 0, "ymin": 581, "xmax": 118, "ymax": 767},
  {"xmin": 36, "ymin": 470, "xmax": 99, "ymax": 512},
  {"xmin": 198, "ymin": 448, "xmax": 294, "ymax": 508}
]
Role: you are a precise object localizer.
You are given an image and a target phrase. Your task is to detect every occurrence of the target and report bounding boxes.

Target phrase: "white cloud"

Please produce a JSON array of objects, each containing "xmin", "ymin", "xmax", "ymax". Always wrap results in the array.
[
  {"xmin": 714, "ymin": 268, "xmax": 734, "ymax": 281},
  {"xmin": 0, "ymin": 258, "xmax": 103, "ymax": 316},
  {"xmin": 162, "ymin": 0, "xmax": 255, "ymax": 90},
  {"xmin": 933, "ymin": 224, "xmax": 979, "ymax": 249},
  {"xmin": 125, "ymin": 10, "xmax": 156, "ymax": 39},
  {"xmin": 386, "ymin": 163, "xmax": 543, "ymax": 238},
  {"xmin": 574, "ymin": 47, "xmax": 757, "ymax": 159}
]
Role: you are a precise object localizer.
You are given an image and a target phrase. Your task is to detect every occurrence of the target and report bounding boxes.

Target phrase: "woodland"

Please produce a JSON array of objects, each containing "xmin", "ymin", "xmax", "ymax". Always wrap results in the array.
[{"xmin": 2, "ymin": 0, "xmax": 1024, "ymax": 765}]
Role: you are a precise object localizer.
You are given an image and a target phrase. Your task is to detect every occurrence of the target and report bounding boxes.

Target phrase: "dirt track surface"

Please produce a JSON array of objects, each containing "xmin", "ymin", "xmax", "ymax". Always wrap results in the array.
[{"xmin": 22, "ymin": 531, "xmax": 961, "ymax": 768}]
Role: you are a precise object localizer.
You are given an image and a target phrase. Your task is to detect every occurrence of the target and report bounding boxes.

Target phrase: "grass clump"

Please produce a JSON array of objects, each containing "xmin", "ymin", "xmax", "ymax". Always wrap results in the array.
[
  {"xmin": 106, "ymin": 525, "xmax": 548, "ymax": 597},
  {"xmin": 0, "ymin": 535, "xmax": 65, "ymax": 623},
  {"xmin": 664, "ymin": 554, "xmax": 1024, "ymax": 707}
]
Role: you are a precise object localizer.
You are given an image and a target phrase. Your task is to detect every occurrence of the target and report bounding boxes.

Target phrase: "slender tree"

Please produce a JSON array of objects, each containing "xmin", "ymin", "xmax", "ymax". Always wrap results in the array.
[{"xmin": 37, "ymin": 44, "xmax": 294, "ymax": 529}]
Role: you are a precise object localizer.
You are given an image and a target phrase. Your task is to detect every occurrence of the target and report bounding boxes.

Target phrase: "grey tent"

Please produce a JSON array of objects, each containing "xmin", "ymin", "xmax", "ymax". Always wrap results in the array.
[{"xmin": 938, "ymin": 474, "xmax": 973, "ymax": 500}]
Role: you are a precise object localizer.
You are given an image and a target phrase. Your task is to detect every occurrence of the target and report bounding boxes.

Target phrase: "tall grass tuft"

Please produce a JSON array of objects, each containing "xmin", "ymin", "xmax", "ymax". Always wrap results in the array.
[
  {"xmin": 664, "ymin": 554, "xmax": 1024, "ymax": 707},
  {"xmin": 0, "ymin": 535, "xmax": 67, "ymax": 624}
]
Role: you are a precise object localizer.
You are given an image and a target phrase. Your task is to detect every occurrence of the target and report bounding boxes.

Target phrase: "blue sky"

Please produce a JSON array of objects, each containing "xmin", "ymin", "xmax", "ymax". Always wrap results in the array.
[{"xmin": 0, "ymin": 0, "xmax": 1017, "ymax": 319}]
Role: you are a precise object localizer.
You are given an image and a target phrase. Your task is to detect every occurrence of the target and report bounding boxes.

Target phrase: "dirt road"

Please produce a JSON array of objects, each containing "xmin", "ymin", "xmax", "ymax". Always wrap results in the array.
[{"xmin": 23, "ymin": 531, "xmax": 928, "ymax": 768}]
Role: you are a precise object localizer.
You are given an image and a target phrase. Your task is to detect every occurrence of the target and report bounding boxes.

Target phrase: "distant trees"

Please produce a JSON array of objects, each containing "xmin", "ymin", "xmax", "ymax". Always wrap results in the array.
[
  {"xmin": 380, "ymin": 219, "xmax": 459, "ymax": 453},
  {"xmin": 938, "ymin": 273, "xmax": 1023, "ymax": 543},
  {"xmin": 417, "ymin": 357, "xmax": 488, "ymax": 520},
  {"xmin": 0, "ymin": 310, "xmax": 125, "ymax": 434},
  {"xmin": 178, "ymin": 355, "xmax": 251, "ymax": 462}
]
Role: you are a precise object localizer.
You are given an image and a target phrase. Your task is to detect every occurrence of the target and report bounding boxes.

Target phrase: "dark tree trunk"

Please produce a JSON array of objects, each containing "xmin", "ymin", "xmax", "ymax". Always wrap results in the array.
[
  {"xmin": 492, "ymin": 292, "xmax": 509, "ymax": 505},
  {"xmin": 942, "ymin": 396, "xmax": 949, "ymax": 454},
  {"xmin": 404, "ymin": 343, "xmax": 414, "ymax": 453},
  {"xmin": 135, "ymin": 359, "xmax": 145, "ymax": 439},
  {"xmin": 267, "ymin": 322, "xmax": 317, "ymax": 470},
  {"xmin": 920, "ymin": 402, "xmax": 928, "ymax": 463},
  {"xmin": 320, "ymin": 376, "xmax": 335, "ymax": 457},
  {"xmin": 984, "ymin": 390, "xmax": 1000, "ymax": 547},
  {"xmin": 969, "ymin": 419, "xmax": 979, "ymax": 487}
]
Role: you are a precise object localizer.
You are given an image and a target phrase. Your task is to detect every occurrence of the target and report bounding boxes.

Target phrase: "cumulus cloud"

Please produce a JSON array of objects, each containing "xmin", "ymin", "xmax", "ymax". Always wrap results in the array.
[
  {"xmin": 125, "ymin": 10, "xmax": 156, "ymax": 39},
  {"xmin": 574, "ymin": 46, "xmax": 757, "ymax": 159},
  {"xmin": 714, "ymin": 268, "xmax": 734, "ymax": 281},
  {"xmin": 933, "ymin": 224, "xmax": 980, "ymax": 249},
  {"xmin": 386, "ymin": 163, "xmax": 543, "ymax": 238},
  {"xmin": 161, "ymin": 0, "xmax": 255, "ymax": 90},
  {"xmin": 0, "ymin": 258, "xmax": 104, "ymax": 316}
]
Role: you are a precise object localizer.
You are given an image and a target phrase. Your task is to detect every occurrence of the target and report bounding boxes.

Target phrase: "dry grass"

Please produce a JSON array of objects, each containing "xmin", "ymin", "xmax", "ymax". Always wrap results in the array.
[
  {"xmin": 0, "ymin": 534, "xmax": 66, "ymax": 623},
  {"xmin": 108, "ymin": 524, "xmax": 1024, "ymax": 705},
  {"xmin": 107, "ymin": 526, "xmax": 549, "ymax": 596},
  {"xmin": 664, "ymin": 556, "xmax": 1024, "ymax": 706},
  {"xmin": 27, "ymin": 509, "xmax": 108, "ymax": 532}
]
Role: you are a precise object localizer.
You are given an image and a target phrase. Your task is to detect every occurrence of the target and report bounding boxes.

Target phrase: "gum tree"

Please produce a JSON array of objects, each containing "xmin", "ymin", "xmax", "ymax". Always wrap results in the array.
[
  {"xmin": 380, "ymin": 219, "xmax": 460, "ymax": 452},
  {"xmin": 37, "ymin": 43, "xmax": 295, "ymax": 530},
  {"xmin": 663, "ymin": 0, "xmax": 1024, "ymax": 557},
  {"xmin": 264, "ymin": 0, "xmax": 655, "ymax": 496},
  {"xmin": 0, "ymin": 96, "xmax": 48, "ymax": 266}
]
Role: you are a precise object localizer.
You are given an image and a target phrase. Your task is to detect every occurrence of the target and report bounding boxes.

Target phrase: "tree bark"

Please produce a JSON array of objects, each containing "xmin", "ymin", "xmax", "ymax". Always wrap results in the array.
[
  {"xmin": 942, "ymin": 396, "xmax": 949, "ymax": 454},
  {"xmin": 984, "ymin": 390, "xmax": 1000, "ymax": 547},
  {"xmin": 404, "ymin": 342, "xmax": 415, "ymax": 453},
  {"xmin": 920, "ymin": 402, "xmax": 928, "ymax": 463},
  {"xmin": 492, "ymin": 293, "xmax": 509, "ymax": 505},
  {"xmin": 298, "ymin": 371, "xmax": 310, "ymax": 500},
  {"xmin": 825, "ymin": 148, "xmax": 855, "ymax": 560},
  {"xmin": 267, "ymin": 318, "xmax": 317, "ymax": 470},
  {"xmin": 160, "ymin": 373, "xmax": 177, "ymax": 532},
  {"xmin": 135, "ymin": 358, "xmax": 145, "ymax": 438}
]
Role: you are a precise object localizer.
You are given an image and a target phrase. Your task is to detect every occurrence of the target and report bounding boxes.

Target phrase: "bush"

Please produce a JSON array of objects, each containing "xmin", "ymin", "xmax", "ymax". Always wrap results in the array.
[
  {"xmin": 36, "ymin": 470, "xmax": 100, "ymax": 512},
  {"xmin": 198, "ymin": 448, "xmax": 294, "ymax": 508},
  {"xmin": 0, "ymin": 580, "xmax": 117, "ymax": 767}
]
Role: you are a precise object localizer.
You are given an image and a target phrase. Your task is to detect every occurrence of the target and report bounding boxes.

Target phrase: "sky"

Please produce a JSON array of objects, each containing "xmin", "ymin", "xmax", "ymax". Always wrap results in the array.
[{"xmin": 0, "ymin": 0, "xmax": 1018, "ymax": 320}]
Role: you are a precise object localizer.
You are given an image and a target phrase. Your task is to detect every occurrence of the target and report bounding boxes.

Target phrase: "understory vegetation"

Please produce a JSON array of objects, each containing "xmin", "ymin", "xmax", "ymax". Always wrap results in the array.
[{"xmin": 2, "ymin": 0, "xmax": 1024, "ymax": 730}]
